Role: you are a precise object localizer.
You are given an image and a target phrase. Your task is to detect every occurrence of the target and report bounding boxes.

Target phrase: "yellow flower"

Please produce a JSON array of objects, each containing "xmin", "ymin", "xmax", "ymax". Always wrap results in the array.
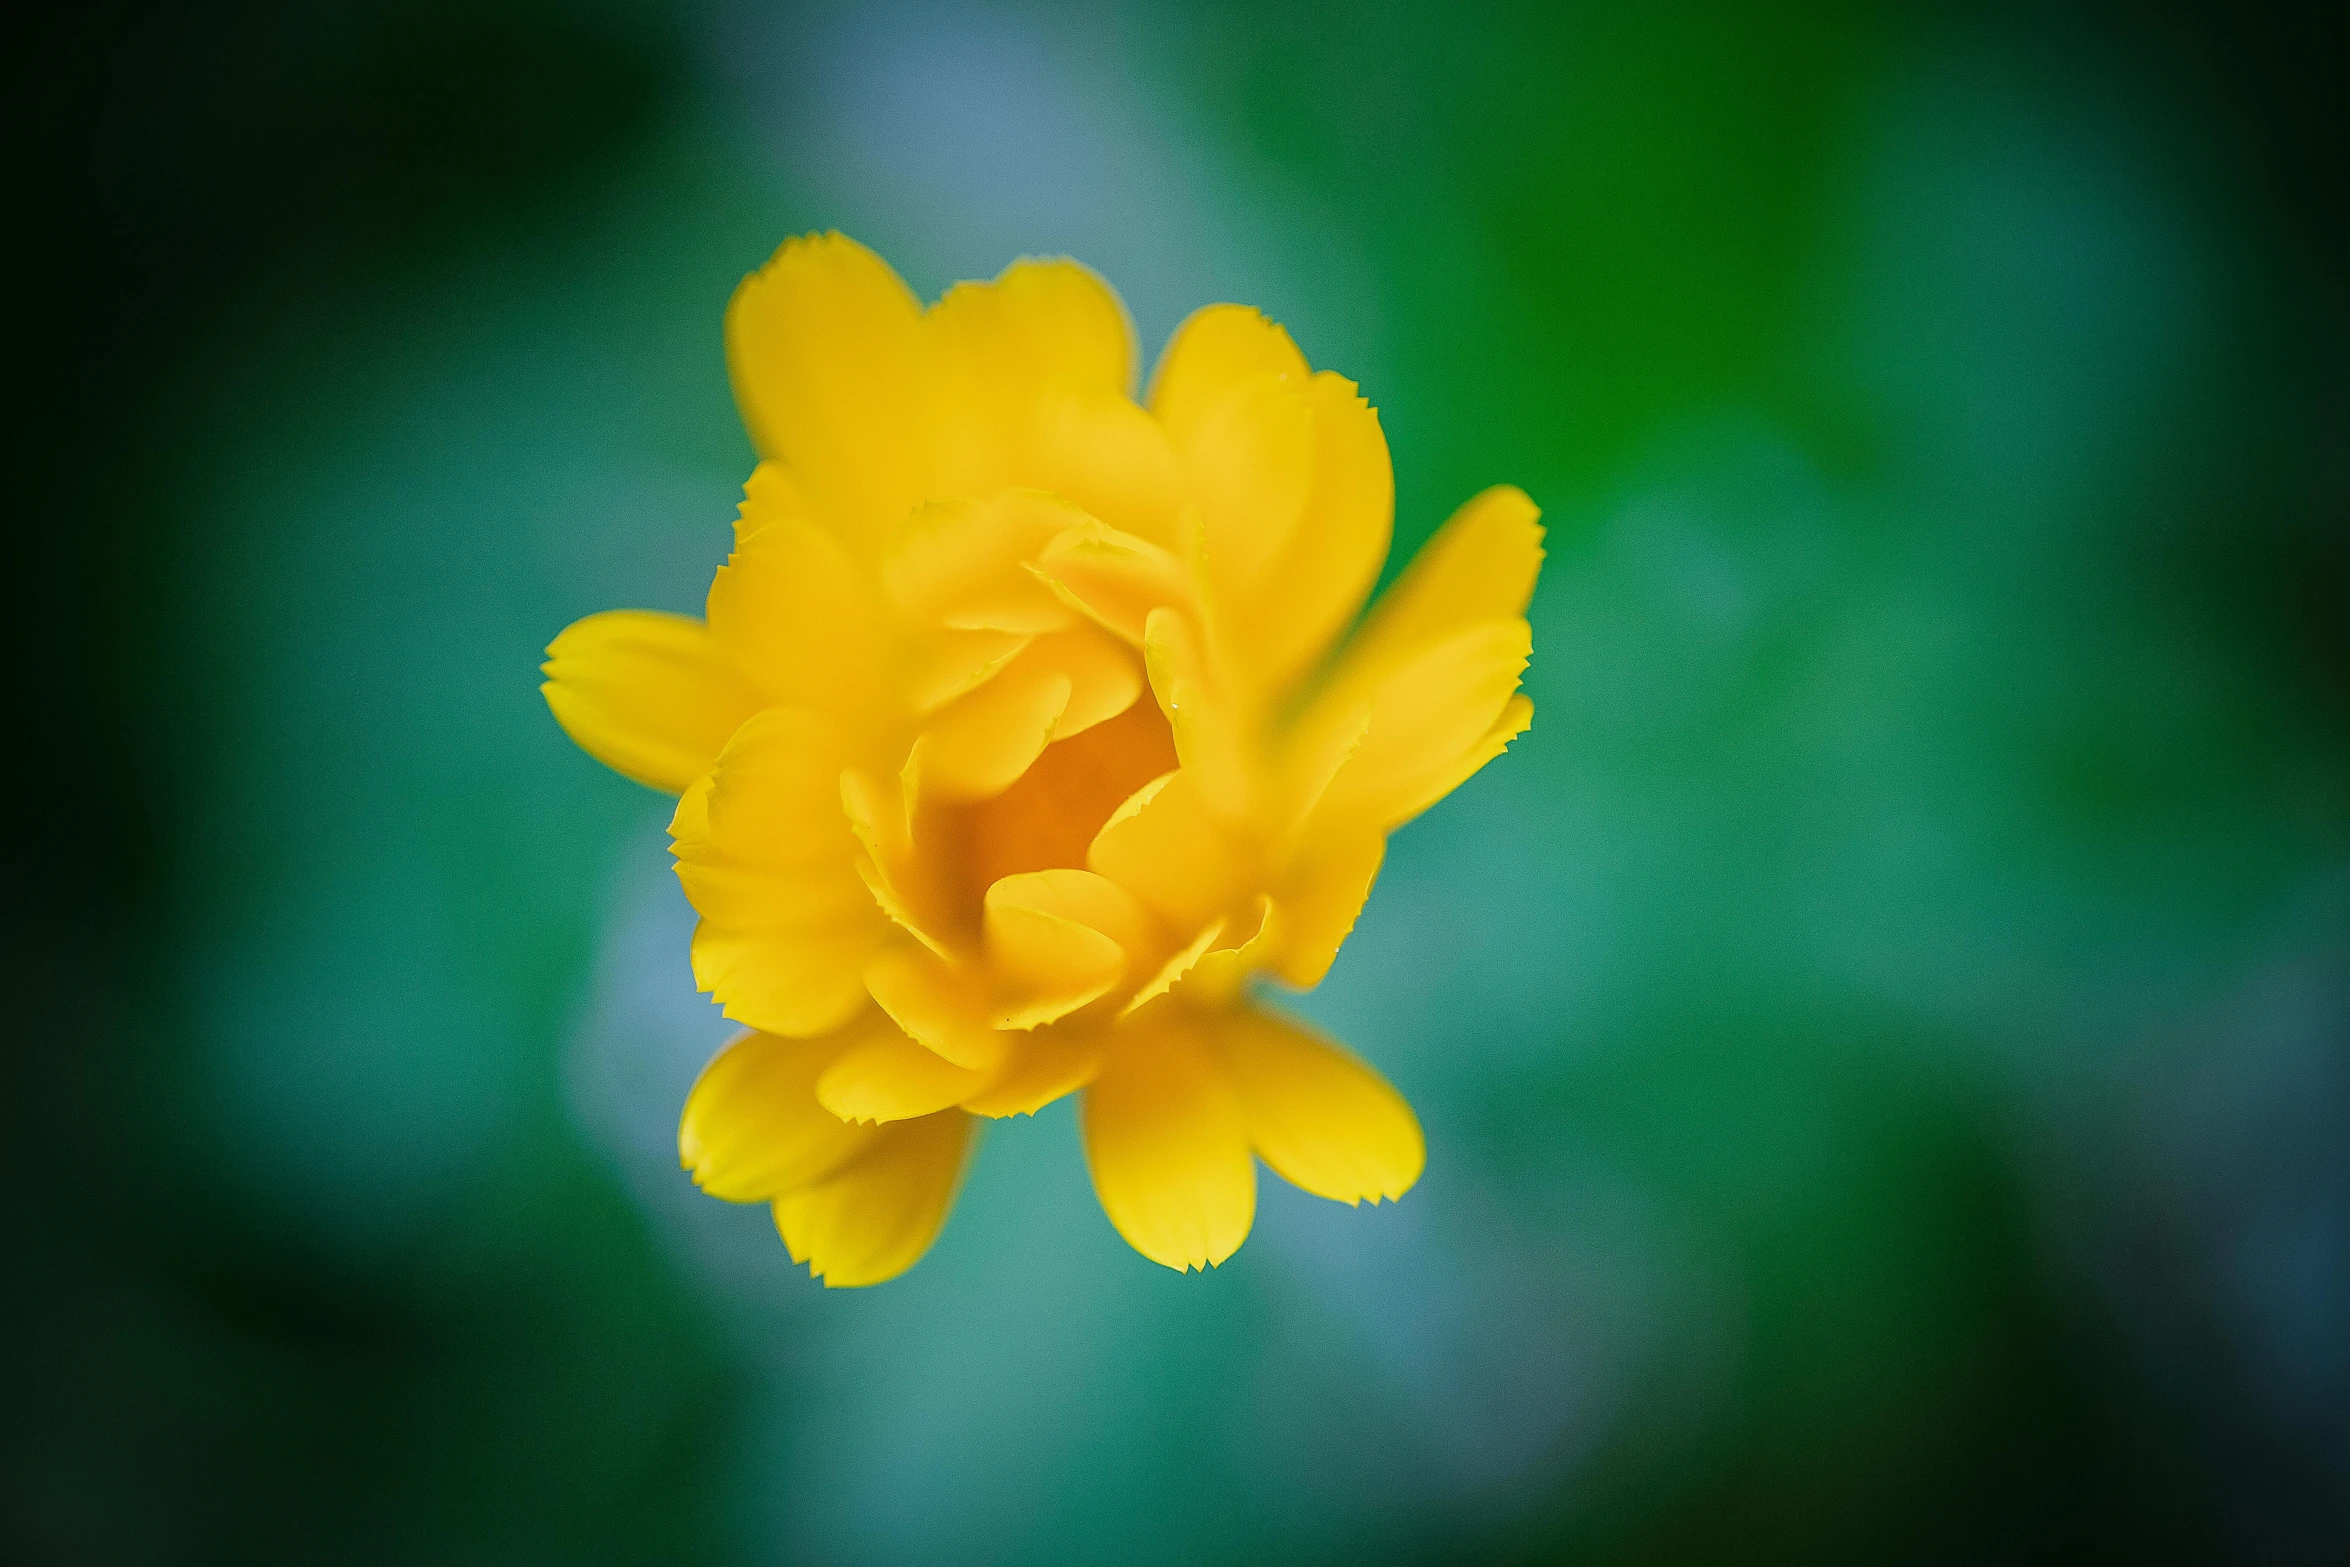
[{"xmin": 544, "ymin": 234, "xmax": 1541, "ymax": 1285}]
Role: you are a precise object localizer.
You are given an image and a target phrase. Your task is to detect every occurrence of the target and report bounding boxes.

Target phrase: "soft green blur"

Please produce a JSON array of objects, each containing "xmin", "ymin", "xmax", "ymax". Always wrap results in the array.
[{"xmin": 13, "ymin": 0, "xmax": 2346, "ymax": 1562}]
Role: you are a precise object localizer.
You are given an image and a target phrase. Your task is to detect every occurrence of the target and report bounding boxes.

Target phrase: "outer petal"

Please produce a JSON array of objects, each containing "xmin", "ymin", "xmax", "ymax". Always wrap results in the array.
[
  {"xmin": 678, "ymin": 1028, "xmax": 877, "ymax": 1200},
  {"xmin": 1332, "ymin": 484, "xmax": 1544, "ymax": 692},
  {"xmin": 817, "ymin": 1016, "xmax": 987, "ymax": 1123},
  {"xmin": 1317, "ymin": 619, "xmax": 1531, "ymax": 831},
  {"xmin": 676, "ymin": 709, "xmax": 891, "ymax": 1036},
  {"xmin": 1268, "ymin": 827, "xmax": 1385, "ymax": 990},
  {"xmin": 960, "ymin": 1029, "xmax": 1105, "ymax": 1118},
  {"xmin": 1398, "ymin": 692, "xmax": 1534, "ymax": 827},
  {"xmin": 928, "ymin": 258, "xmax": 1135, "ymax": 401},
  {"xmin": 1148, "ymin": 304, "xmax": 1310, "ymax": 444},
  {"xmin": 726, "ymin": 233, "xmax": 929, "ymax": 548},
  {"xmin": 1217, "ymin": 1008, "xmax": 1423, "ymax": 1205},
  {"xmin": 1082, "ymin": 1016, "xmax": 1256, "ymax": 1271},
  {"xmin": 542, "ymin": 611, "xmax": 761, "ymax": 794},
  {"xmin": 1182, "ymin": 372, "xmax": 1316, "ymax": 604},
  {"xmin": 733, "ymin": 459, "xmax": 816, "ymax": 548},
  {"xmin": 1239, "ymin": 372, "xmax": 1393, "ymax": 692},
  {"xmin": 925, "ymin": 260, "xmax": 1140, "ymax": 505},
  {"xmin": 706, "ymin": 516, "xmax": 892, "ymax": 731},
  {"xmin": 772, "ymin": 1111, "xmax": 974, "ymax": 1287}
]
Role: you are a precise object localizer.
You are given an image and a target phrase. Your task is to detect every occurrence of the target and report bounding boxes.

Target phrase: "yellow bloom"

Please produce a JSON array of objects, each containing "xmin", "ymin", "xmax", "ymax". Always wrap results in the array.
[{"xmin": 545, "ymin": 234, "xmax": 1541, "ymax": 1285}]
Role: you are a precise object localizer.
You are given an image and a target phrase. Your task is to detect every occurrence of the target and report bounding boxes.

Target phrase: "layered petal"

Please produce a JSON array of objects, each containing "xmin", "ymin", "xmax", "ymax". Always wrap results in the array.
[
  {"xmin": 676, "ymin": 708, "xmax": 890, "ymax": 1036},
  {"xmin": 863, "ymin": 941, "xmax": 1007, "ymax": 1073},
  {"xmin": 773, "ymin": 1111, "xmax": 975, "ymax": 1287},
  {"xmin": 1086, "ymin": 769, "xmax": 1250, "ymax": 937},
  {"xmin": 960, "ymin": 1029, "xmax": 1105, "ymax": 1118},
  {"xmin": 1237, "ymin": 372, "xmax": 1393, "ymax": 692},
  {"xmin": 886, "ymin": 491, "xmax": 1089, "ymax": 634},
  {"xmin": 1315, "ymin": 618, "xmax": 1532, "ymax": 831},
  {"xmin": 1218, "ymin": 1008, "xmax": 1423, "ymax": 1205},
  {"xmin": 1081, "ymin": 1017, "xmax": 1255, "ymax": 1271},
  {"xmin": 1331, "ymin": 484, "xmax": 1543, "ymax": 692},
  {"xmin": 1031, "ymin": 521, "xmax": 1193, "ymax": 645},
  {"xmin": 909, "ymin": 627, "xmax": 1143, "ymax": 801},
  {"xmin": 1023, "ymin": 390, "xmax": 1185, "ymax": 549},
  {"xmin": 1149, "ymin": 303, "xmax": 1310, "ymax": 441},
  {"xmin": 541, "ymin": 610, "xmax": 761, "ymax": 794},
  {"xmin": 726, "ymin": 233, "xmax": 929, "ymax": 547},
  {"xmin": 909, "ymin": 659, "xmax": 1072, "ymax": 801},
  {"xmin": 1268, "ymin": 826, "xmax": 1384, "ymax": 989},
  {"xmin": 1182, "ymin": 371, "xmax": 1317, "ymax": 608},
  {"xmin": 985, "ymin": 869, "xmax": 1152, "ymax": 1028},
  {"xmin": 929, "ymin": 259, "xmax": 1132, "ymax": 392},
  {"xmin": 817, "ymin": 1015, "xmax": 987, "ymax": 1123},
  {"xmin": 1143, "ymin": 608, "xmax": 1252, "ymax": 820},
  {"xmin": 922, "ymin": 259, "xmax": 1134, "ymax": 514},
  {"xmin": 678, "ymin": 1027, "xmax": 877, "ymax": 1200},
  {"xmin": 706, "ymin": 514, "xmax": 892, "ymax": 739}
]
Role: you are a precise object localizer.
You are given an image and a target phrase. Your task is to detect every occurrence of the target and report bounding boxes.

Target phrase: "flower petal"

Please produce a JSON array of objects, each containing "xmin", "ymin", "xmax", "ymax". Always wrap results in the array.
[
  {"xmin": 1081, "ymin": 1017, "xmax": 1255, "ymax": 1271},
  {"xmin": 706, "ymin": 515, "xmax": 892, "ymax": 732},
  {"xmin": 679, "ymin": 1028, "xmax": 878, "ymax": 1200},
  {"xmin": 983, "ymin": 869, "xmax": 1148, "ymax": 1028},
  {"xmin": 1121, "ymin": 915, "xmax": 1227, "ymax": 1016},
  {"xmin": 1030, "ymin": 521, "xmax": 1193, "ymax": 645},
  {"xmin": 1024, "ymin": 625, "xmax": 1144, "ymax": 739},
  {"xmin": 676, "ymin": 709, "xmax": 891, "ymax": 1035},
  {"xmin": 1149, "ymin": 303, "xmax": 1310, "ymax": 443},
  {"xmin": 863, "ymin": 941, "xmax": 1008, "ymax": 1073},
  {"xmin": 886, "ymin": 491, "xmax": 1089, "ymax": 634},
  {"xmin": 732, "ymin": 460, "xmax": 817, "ymax": 548},
  {"xmin": 1335, "ymin": 484, "xmax": 1544, "ymax": 691},
  {"xmin": 542, "ymin": 611, "xmax": 761, "ymax": 795},
  {"xmin": 1237, "ymin": 372, "xmax": 1393, "ymax": 692},
  {"xmin": 1025, "ymin": 390, "xmax": 1185, "ymax": 550},
  {"xmin": 1180, "ymin": 893, "xmax": 1276, "ymax": 1007},
  {"xmin": 960, "ymin": 1029, "xmax": 1104, "ymax": 1118},
  {"xmin": 1086, "ymin": 769, "xmax": 1250, "ymax": 937},
  {"xmin": 1318, "ymin": 619, "xmax": 1532, "ymax": 831},
  {"xmin": 726, "ymin": 233, "xmax": 929, "ymax": 548},
  {"xmin": 1182, "ymin": 372, "xmax": 1317, "ymax": 604},
  {"xmin": 1143, "ymin": 607, "xmax": 1252, "ymax": 821},
  {"xmin": 909, "ymin": 663, "xmax": 1072, "ymax": 801},
  {"xmin": 929, "ymin": 257, "xmax": 1136, "ymax": 403},
  {"xmin": 688, "ymin": 924, "xmax": 886, "ymax": 1041},
  {"xmin": 772, "ymin": 1111, "xmax": 974, "ymax": 1287},
  {"xmin": 1217, "ymin": 1008, "xmax": 1423, "ymax": 1205},
  {"xmin": 845, "ymin": 770, "xmax": 963, "ymax": 963},
  {"xmin": 817, "ymin": 1015, "xmax": 987, "ymax": 1123},
  {"xmin": 1268, "ymin": 828, "xmax": 1384, "ymax": 989},
  {"xmin": 904, "ymin": 628, "xmax": 1033, "ymax": 717},
  {"xmin": 1399, "ymin": 692, "xmax": 1534, "ymax": 826}
]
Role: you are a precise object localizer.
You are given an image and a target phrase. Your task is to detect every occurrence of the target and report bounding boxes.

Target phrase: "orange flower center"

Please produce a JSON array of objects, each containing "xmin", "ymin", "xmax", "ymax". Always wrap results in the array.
[{"xmin": 940, "ymin": 698, "xmax": 1177, "ymax": 924}]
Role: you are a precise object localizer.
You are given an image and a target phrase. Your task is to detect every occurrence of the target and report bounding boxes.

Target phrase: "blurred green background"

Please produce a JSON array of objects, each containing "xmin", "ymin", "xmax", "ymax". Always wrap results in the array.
[{"xmin": 10, "ymin": 0, "xmax": 2346, "ymax": 1561}]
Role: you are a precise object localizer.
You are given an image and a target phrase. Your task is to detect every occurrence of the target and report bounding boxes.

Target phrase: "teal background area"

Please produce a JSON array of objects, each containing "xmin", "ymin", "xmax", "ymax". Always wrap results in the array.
[{"xmin": 10, "ymin": 1, "xmax": 2346, "ymax": 1561}]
